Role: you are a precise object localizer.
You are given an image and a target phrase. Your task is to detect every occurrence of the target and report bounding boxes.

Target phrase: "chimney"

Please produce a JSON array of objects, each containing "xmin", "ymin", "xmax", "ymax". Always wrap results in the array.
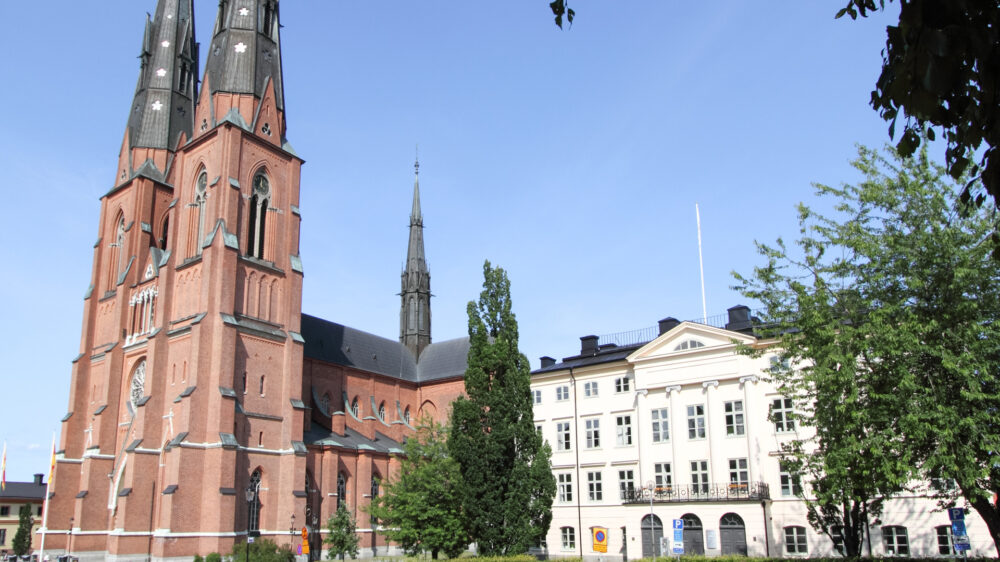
[
  {"xmin": 580, "ymin": 335, "xmax": 599, "ymax": 356},
  {"xmin": 540, "ymin": 356, "xmax": 556, "ymax": 369},
  {"xmin": 726, "ymin": 305, "xmax": 753, "ymax": 332},
  {"xmin": 33, "ymin": 473, "xmax": 43, "ymax": 486},
  {"xmin": 658, "ymin": 317, "xmax": 680, "ymax": 335}
]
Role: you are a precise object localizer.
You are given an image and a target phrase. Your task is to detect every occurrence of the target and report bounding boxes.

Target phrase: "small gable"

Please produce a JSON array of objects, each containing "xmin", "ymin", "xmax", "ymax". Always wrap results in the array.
[{"xmin": 627, "ymin": 322, "xmax": 755, "ymax": 363}]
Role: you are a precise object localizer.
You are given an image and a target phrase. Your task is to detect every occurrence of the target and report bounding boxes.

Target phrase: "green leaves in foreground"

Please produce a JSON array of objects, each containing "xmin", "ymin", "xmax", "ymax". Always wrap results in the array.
[{"xmin": 734, "ymin": 144, "xmax": 1000, "ymax": 556}]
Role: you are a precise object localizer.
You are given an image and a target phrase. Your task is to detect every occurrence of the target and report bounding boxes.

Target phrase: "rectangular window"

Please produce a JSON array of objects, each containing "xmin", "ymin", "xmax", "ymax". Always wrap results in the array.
[
  {"xmin": 784, "ymin": 526, "xmax": 808, "ymax": 555},
  {"xmin": 561, "ymin": 527, "xmax": 576, "ymax": 550},
  {"xmin": 556, "ymin": 386, "xmax": 569, "ymax": 401},
  {"xmin": 729, "ymin": 458, "xmax": 749, "ymax": 488},
  {"xmin": 583, "ymin": 381, "xmax": 598, "ymax": 397},
  {"xmin": 0, "ymin": 528, "xmax": 5, "ymax": 545},
  {"xmin": 936, "ymin": 525, "xmax": 955, "ymax": 555},
  {"xmin": 556, "ymin": 421, "xmax": 572, "ymax": 451},
  {"xmin": 587, "ymin": 471, "xmax": 603, "ymax": 501},
  {"xmin": 0, "ymin": 506, "xmax": 8, "ymax": 516},
  {"xmin": 585, "ymin": 418, "xmax": 601, "ymax": 449},
  {"xmin": 654, "ymin": 462, "xmax": 672, "ymax": 489},
  {"xmin": 651, "ymin": 408, "xmax": 669, "ymax": 442},
  {"xmin": 882, "ymin": 526, "xmax": 909, "ymax": 556},
  {"xmin": 780, "ymin": 469, "xmax": 802, "ymax": 497},
  {"xmin": 725, "ymin": 400, "xmax": 745, "ymax": 436},
  {"xmin": 831, "ymin": 526, "xmax": 845, "ymax": 556},
  {"xmin": 533, "ymin": 389, "xmax": 542, "ymax": 404},
  {"xmin": 687, "ymin": 404, "xmax": 706, "ymax": 439},
  {"xmin": 616, "ymin": 415, "xmax": 633, "ymax": 446},
  {"xmin": 558, "ymin": 473, "xmax": 573, "ymax": 502},
  {"xmin": 772, "ymin": 397, "xmax": 795, "ymax": 432},
  {"xmin": 618, "ymin": 469, "xmax": 635, "ymax": 499},
  {"xmin": 690, "ymin": 460, "xmax": 709, "ymax": 495},
  {"xmin": 615, "ymin": 377, "xmax": 630, "ymax": 393}
]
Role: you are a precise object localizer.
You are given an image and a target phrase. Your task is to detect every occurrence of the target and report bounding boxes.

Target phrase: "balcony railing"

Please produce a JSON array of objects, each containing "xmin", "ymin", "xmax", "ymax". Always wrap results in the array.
[{"xmin": 621, "ymin": 481, "xmax": 770, "ymax": 504}]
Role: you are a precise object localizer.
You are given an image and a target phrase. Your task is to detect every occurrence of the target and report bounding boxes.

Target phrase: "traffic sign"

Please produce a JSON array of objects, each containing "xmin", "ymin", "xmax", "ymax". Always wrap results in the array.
[
  {"xmin": 952, "ymin": 520, "xmax": 967, "ymax": 538},
  {"xmin": 301, "ymin": 526, "xmax": 308, "ymax": 540},
  {"xmin": 247, "ymin": 537, "xmax": 255, "ymax": 544},
  {"xmin": 673, "ymin": 519, "xmax": 684, "ymax": 530},
  {"xmin": 948, "ymin": 508, "xmax": 965, "ymax": 521}
]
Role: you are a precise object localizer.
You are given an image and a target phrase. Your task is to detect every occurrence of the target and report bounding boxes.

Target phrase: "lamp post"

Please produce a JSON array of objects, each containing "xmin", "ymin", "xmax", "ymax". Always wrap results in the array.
[
  {"xmin": 68, "ymin": 517, "xmax": 74, "ymax": 560},
  {"xmin": 646, "ymin": 480, "xmax": 657, "ymax": 557},
  {"xmin": 245, "ymin": 486, "xmax": 256, "ymax": 562}
]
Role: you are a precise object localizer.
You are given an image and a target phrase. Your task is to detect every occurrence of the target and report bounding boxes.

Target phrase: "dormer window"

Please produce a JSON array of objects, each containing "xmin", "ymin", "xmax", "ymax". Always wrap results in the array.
[
  {"xmin": 261, "ymin": 1, "xmax": 277, "ymax": 36},
  {"xmin": 247, "ymin": 172, "xmax": 270, "ymax": 259}
]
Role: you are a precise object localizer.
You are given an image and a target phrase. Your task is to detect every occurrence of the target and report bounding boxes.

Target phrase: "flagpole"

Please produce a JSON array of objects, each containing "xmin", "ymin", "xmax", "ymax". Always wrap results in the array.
[
  {"xmin": 39, "ymin": 432, "xmax": 55, "ymax": 562},
  {"xmin": 696, "ymin": 204, "xmax": 708, "ymax": 323}
]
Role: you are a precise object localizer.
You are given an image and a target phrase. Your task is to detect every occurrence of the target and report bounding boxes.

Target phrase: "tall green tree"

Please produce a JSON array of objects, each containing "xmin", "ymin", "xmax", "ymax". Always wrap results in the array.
[
  {"xmin": 367, "ymin": 418, "xmax": 467, "ymax": 559},
  {"xmin": 324, "ymin": 504, "xmax": 360, "ymax": 560},
  {"xmin": 735, "ymin": 144, "xmax": 1000, "ymax": 556},
  {"xmin": 449, "ymin": 261, "xmax": 556, "ymax": 555},
  {"xmin": 12, "ymin": 504, "xmax": 33, "ymax": 556},
  {"xmin": 838, "ymin": 1, "xmax": 1000, "ymax": 212}
]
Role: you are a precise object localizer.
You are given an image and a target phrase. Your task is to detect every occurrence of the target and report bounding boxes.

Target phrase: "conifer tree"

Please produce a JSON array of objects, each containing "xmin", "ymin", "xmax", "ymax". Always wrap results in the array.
[
  {"xmin": 449, "ymin": 261, "xmax": 556, "ymax": 555},
  {"xmin": 12, "ymin": 504, "xmax": 33, "ymax": 556}
]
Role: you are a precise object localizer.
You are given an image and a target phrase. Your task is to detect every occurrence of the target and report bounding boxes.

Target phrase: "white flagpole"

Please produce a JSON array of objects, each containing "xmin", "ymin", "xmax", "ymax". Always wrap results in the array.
[
  {"xmin": 696, "ymin": 204, "xmax": 708, "ymax": 323},
  {"xmin": 39, "ymin": 432, "xmax": 54, "ymax": 561}
]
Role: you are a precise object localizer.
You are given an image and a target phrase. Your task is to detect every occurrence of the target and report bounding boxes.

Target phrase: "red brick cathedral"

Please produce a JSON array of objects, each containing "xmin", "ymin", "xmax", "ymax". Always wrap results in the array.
[{"xmin": 47, "ymin": 1, "xmax": 467, "ymax": 559}]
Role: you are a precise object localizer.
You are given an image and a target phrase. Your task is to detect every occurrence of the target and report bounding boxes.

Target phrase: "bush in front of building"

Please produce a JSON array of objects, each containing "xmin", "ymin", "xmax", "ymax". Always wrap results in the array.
[{"xmin": 225, "ymin": 538, "xmax": 295, "ymax": 561}]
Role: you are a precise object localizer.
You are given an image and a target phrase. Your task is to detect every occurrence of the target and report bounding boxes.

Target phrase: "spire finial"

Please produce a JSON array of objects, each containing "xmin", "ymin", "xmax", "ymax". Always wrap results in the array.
[{"xmin": 414, "ymin": 144, "xmax": 420, "ymax": 176}]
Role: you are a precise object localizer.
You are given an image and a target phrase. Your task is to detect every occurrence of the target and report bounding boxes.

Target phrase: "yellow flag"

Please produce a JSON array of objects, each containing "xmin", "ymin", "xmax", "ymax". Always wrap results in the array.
[
  {"xmin": 1, "ymin": 441, "xmax": 7, "ymax": 492},
  {"xmin": 48, "ymin": 434, "xmax": 57, "ymax": 486}
]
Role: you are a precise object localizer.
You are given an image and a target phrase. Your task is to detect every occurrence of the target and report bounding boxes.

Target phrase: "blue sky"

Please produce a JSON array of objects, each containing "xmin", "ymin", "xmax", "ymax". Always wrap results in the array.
[{"xmin": 0, "ymin": 1, "xmax": 901, "ymax": 479}]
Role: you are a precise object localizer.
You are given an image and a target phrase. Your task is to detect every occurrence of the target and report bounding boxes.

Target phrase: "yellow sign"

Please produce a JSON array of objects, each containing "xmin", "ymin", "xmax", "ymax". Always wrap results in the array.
[
  {"xmin": 302, "ymin": 541, "xmax": 310, "ymax": 555},
  {"xmin": 593, "ymin": 527, "xmax": 608, "ymax": 553},
  {"xmin": 301, "ymin": 526, "xmax": 308, "ymax": 540}
]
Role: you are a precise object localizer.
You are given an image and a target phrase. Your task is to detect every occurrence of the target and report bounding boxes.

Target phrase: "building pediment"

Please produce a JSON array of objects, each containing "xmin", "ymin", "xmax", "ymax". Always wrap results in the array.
[{"xmin": 627, "ymin": 322, "xmax": 756, "ymax": 364}]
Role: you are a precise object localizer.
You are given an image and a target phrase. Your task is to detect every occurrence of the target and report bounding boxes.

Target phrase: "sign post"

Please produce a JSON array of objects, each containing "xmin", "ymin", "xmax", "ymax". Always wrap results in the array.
[
  {"xmin": 671, "ymin": 519, "xmax": 684, "ymax": 557},
  {"xmin": 949, "ymin": 508, "xmax": 971, "ymax": 555}
]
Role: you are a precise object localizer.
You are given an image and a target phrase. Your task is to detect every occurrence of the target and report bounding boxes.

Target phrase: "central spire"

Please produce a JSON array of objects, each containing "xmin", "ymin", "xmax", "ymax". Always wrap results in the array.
[{"xmin": 401, "ymin": 156, "xmax": 431, "ymax": 358}]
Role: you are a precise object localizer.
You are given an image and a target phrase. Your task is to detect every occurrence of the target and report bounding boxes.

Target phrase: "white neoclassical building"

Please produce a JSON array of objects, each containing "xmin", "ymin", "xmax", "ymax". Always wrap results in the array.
[{"xmin": 530, "ymin": 306, "xmax": 995, "ymax": 560}]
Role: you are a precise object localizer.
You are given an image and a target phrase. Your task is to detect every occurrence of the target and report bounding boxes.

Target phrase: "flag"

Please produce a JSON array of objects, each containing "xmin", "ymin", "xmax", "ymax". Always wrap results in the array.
[
  {"xmin": 1, "ymin": 441, "xmax": 7, "ymax": 492},
  {"xmin": 48, "ymin": 434, "xmax": 56, "ymax": 486}
]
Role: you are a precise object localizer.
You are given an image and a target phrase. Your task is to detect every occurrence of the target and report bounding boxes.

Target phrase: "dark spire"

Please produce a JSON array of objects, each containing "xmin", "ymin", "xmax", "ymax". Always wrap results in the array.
[
  {"xmin": 125, "ymin": 0, "xmax": 198, "ymax": 152},
  {"xmin": 400, "ymin": 156, "xmax": 431, "ymax": 359},
  {"xmin": 204, "ymin": 0, "xmax": 285, "ymax": 112}
]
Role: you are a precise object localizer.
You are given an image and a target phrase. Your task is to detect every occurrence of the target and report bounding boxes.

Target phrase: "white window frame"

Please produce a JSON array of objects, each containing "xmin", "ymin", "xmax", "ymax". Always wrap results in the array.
[
  {"xmin": 558, "ymin": 473, "xmax": 573, "ymax": 502},
  {"xmin": 882, "ymin": 525, "xmax": 909, "ymax": 557},
  {"xmin": 556, "ymin": 385, "xmax": 570, "ymax": 402},
  {"xmin": 556, "ymin": 421, "xmax": 572, "ymax": 451},
  {"xmin": 614, "ymin": 376, "xmax": 630, "ymax": 393},
  {"xmin": 583, "ymin": 381, "xmax": 598, "ymax": 398},
  {"xmin": 532, "ymin": 389, "xmax": 541, "ymax": 405},
  {"xmin": 772, "ymin": 397, "xmax": 795, "ymax": 433},
  {"xmin": 585, "ymin": 418, "xmax": 601, "ymax": 449},
  {"xmin": 654, "ymin": 462, "xmax": 672, "ymax": 490},
  {"xmin": 687, "ymin": 404, "xmax": 706, "ymax": 439},
  {"xmin": 651, "ymin": 407, "xmax": 669, "ymax": 442},
  {"xmin": 587, "ymin": 471, "xmax": 603, "ymax": 501},
  {"xmin": 616, "ymin": 415, "xmax": 633, "ymax": 446},
  {"xmin": 725, "ymin": 400, "xmax": 745, "ymax": 436},
  {"xmin": 561, "ymin": 527, "xmax": 576, "ymax": 550},
  {"xmin": 618, "ymin": 469, "xmax": 635, "ymax": 499},
  {"xmin": 690, "ymin": 460, "xmax": 709, "ymax": 495},
  {"xmin": 728, "ymin": 458, "xmax": 749, "ymax": 488},
  {"xmin": 784, "ymin": 526, "xmax": 808, "ymax": 555}
]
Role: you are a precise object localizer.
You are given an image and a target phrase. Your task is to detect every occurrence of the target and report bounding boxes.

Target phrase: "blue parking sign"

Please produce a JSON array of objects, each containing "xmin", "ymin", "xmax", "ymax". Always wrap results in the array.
[
  {"xmin": 948, "ymin": 508, "xmax": 965, "ymax": 521},
  {"xmin": 952, "ymin": 520, "xmax": 967, "ymax": 538},
  {"xmin": 673, "ymin": 519, "xmax": 684, "ymax": 530}
]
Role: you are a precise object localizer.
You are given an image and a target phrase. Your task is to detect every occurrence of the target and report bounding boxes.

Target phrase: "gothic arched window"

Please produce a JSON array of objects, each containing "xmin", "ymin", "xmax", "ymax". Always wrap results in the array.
[
  {"xmin": 159, "ymin": 213, "xmax": 170, "ymax": 251},
  {"xmin": 108, "ymin": 212, "xmax": 126, "ymax": 290},
  {"xmin": 194, "ymin": 170, "xmax": 208, "ymax": 256},
  {"xmin": 336, "ymin": 472, "xmax": 346, "ymax": 510},
  {"xmin": 248, "ymin": 469, "xmax": 262, "ymax": 532},
  {"xmin": 127, "ymin": 359, "xmax": 147, "ymax": 415},
  {"xmin": 408, "ymin": 297, "xmax": 417, "ymax": 330},
  {"xmin": 404, "ymin": 406, "xmax": 411, "ymax": 425},
  {"xmin": 370, "ymin": 475, "xmax": 380, "ymax": 524},
  {"xmin": 351, "ymin": 397, "xmax": 359, "ymax": 418},
  {"xmin": 247, "ymin": 172, "xmax": 270, "ymax": 259},
  {"xmin": 378, "ymin": 402, "xmax": 386, "ymax": 421}
]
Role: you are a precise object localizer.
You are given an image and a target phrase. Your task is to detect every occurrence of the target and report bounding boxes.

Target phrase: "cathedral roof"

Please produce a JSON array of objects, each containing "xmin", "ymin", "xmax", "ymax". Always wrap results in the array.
[
  {"xmin": 301, "ymin": 314, "xmax": 468, "ymax": 383},
  {"xmin": 303, "ymin": 425, "xmax": 403, "ymax": 454}
]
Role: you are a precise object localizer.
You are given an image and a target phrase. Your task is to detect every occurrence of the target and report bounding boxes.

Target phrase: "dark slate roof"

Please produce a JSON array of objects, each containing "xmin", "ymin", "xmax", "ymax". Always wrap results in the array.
[
  {"xmin": 531, "ymin": 343, "xmax": 645, "ymax": 376},
  {"xmin": 417, "ymin": 338, "xmax": 470, "ymax": 382},
  {"xmin": 303, "ymin": 425, "xmax": 403, "ymax": 454},
  {"xmin": 204, "ymin": 0, "xmax": 284, "ymax": 111},
  {"xmin": 0, "ymin": 481, "xmax": 46, "ymax": 500},
  {"xmin": 300, "ymin": 314, "xmax": 468, "ymax": 383}
]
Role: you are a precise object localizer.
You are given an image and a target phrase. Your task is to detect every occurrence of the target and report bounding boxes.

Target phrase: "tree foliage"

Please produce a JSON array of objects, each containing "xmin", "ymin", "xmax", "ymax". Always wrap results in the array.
[
  {"xmin": 12, "ymin": 504, "xmax": 32, "ymax": 556},
  {"xmin": 367, "ymin": 418, "xmax": 468, "ymax": 559},
  {"xmin": 324, "ymin": 504, "xmax": 360, "ymax": 560},
  {"xmin": 735, "ymin": 144, "xmax": 1000, "ymax": 556},
  {"xmin": 448, "ymin": 261, "xmax": 556, "ymax": 556},
  {"xmin": 838, "ymin": 0, "xmax": 1000, "ymax": 211}
]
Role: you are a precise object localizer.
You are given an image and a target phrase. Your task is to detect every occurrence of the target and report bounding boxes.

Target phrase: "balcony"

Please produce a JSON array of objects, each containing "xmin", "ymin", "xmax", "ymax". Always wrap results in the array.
[{"xmin": 621, "ymin": 481, "xmax": 770, "ymax": 504}]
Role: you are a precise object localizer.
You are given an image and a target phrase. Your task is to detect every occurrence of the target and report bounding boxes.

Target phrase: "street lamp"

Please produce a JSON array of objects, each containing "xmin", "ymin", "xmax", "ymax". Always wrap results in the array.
[
  {"xmin": 289, "ymin": 513, "xmax": 296, "ymax": 536},
  {"xmin": 245, "ymin": 486, "xmax": 256, "ymax": 562},
  {"xmin": 646, "ymin": 480, "xmax": 657, "ymax": 557},
  {"xmin": 68, "ymin": 517, "xmax": 74, "ymax": 560}
]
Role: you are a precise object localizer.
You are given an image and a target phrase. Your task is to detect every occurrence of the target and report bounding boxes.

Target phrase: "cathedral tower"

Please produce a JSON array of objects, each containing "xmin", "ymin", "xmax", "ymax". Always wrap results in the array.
[
  {"xmin": 400, "ymin": 159, "xmax": 432, "ymax": 358},
  {"xmin": 49, "ymin": 1, "xmax": 306, "ymax": 559}
]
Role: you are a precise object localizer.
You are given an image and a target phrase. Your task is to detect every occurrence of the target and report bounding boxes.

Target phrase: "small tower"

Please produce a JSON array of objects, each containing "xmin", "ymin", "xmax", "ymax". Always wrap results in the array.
[{"xmin": 400, "ymin": 158, "xmax": 432, "ymax": 358}]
